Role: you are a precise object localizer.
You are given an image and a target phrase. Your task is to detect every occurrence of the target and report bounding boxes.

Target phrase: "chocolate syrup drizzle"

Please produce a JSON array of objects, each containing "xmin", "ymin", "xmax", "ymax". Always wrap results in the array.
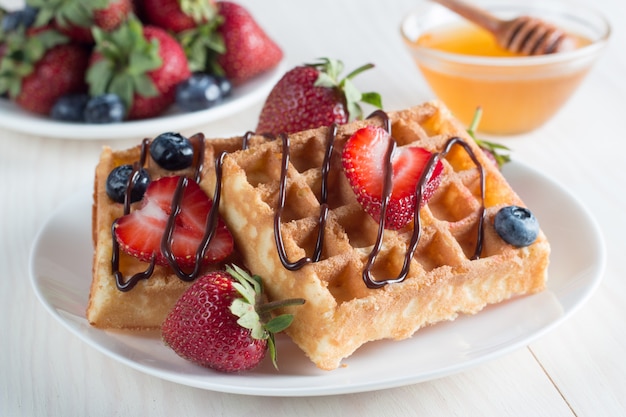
[
  {"xmin": 362, "ymin": 133, "xmax": 486, "ymax": 288},
  {"xmin": 273, "ymin": 125, "xmax": 337, "ymax": 270},
  {"xmin": 110, "ymin": 114, "xmax": 485, "ymax": 292},
  {"xmin": 270, "ymin": 110, "xmax": 487, "ymax": 289},
  {"xmin": 112, "ymin": 133, "xmax": 226, "ymax": 291}
]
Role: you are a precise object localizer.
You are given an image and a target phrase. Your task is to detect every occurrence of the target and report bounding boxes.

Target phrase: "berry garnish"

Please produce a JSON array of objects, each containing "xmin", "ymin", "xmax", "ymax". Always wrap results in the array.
[
  {"xmin": 105, "ymin": 164, "xmax": 151, "ymax": 204},
  {"xmin": 216, "ymin": 2, "xmax": 283, "ymax": 85},
  {"xmin": 27, "ymin": 0, "xmax": 133, "ymax": 44},
  {"xmin": 0, "ymin": 27, "xmax": 90, "ymax": 115},
  {"xmin": 50, "ymin": 93, "xmax": 90, "ymax": 122},
  {"xmin": 87, "ymin": 17, "xmax": 191, "ymax": 120},
  {"xmin": 256, "ymin": 58, "xmax": 382, "ymax": 135},
  {"xmin": 114, "ymin": 175, "xmax": 234, "ymax": 267},
  {"xmin": 162, "ymin": 264, "xmax": 305, "ymax": 373},
  {"xmin": 342, "ymin": 125, "xmax": 443, "ymax": 230},
  {"xmin": 149, "ymin": 132, "xmax": 194, "ymax": 170},
  {"xmin": 84, "ymin": 94, "xmax": 126, "ymax": 123},
  {"xmin": 175, "ymin": 73, "xmax": 223, "ymax": 111},
  {"xmin": 1, "ymin": 5, "xmax": 37, "ymax": 32},
  {"xmin": 214, "ymin": 74, "xmax": 232, "ymax": 97},
  {"xmin": 494, "ymin": 205, "xmax": 539, "ymax": 247}
]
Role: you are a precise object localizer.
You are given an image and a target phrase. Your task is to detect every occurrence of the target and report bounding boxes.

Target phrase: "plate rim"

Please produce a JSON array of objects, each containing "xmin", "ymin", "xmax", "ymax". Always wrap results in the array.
[
  {"xmin": 0, "ymin": 61, "xmax": 285, "ymax": 140},
  {"xmin": 28, "ymin": 159, "xmax": 607, "ymax": 396}
]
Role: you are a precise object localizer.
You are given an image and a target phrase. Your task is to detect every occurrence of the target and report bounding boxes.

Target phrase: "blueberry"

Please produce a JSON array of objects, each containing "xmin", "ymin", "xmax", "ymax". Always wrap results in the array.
[
  {"xmin": 150, "ymin": 132, "xmax": 194, "ymax": 170},
  {"xmin": 494, "ymin": 206, "xmax": 539, "ymax": 247},
  {"xmin": 175, "ymin": 73, "xmax": 223, "ymax": 111},
  {"xmin": 214, "ymin": 75, "xmax": 232, "ymax": 98},
  {"xmin": 84, "ymin": 94, "xmax": 125, "ymax": 124},
  {"xmin": 1, "ymin": 6, "xmax": 38, "ymax": 32},
  {"xmin": 106, "ymin": 164, "xmax": 151, "ymax": 204},
  {"xmin": 50, "ymin": 93, "xmax": 89, "ymax": 122}
]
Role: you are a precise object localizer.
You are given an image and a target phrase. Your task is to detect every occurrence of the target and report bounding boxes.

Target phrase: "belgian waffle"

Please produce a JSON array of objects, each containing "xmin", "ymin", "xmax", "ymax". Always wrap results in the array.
[
  {"xmin": 87, "ymin": 101, "xmax": 549, "ymax": 371},
  {"xmin": 87, "ymin": 135, "xmax": 266, "ymax": 329},
  {"xmin": 212, "ymin": 101, "xmax": 550, "ymax": 370}
]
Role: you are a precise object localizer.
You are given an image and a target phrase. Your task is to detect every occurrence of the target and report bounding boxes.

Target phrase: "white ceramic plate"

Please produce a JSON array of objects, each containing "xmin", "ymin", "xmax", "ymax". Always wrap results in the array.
[
  {"xmin": 29, "ymin": 160, "xmax": 606, "ymax": 397},
  {"xmin": 0, "ymin": 62, "xmax": 285, "ymax": 140}
]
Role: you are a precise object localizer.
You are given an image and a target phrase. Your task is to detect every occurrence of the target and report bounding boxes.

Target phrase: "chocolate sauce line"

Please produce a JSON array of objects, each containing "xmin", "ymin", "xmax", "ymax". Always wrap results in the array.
[
  {"xmin": 112, "ymin": 134, "xmax": 216, "ymax": 290},
  {"xmin": 160, "ymin": 152, "xmax": 225, "ymax": 281},
  {"xmin": 273, "ymin": 125, "xmax": 336, "ymax": 271},
  {"xmin": 191, "ymin": 133, "xmax": 206, "ymax": 182},
  {"xmin": 362, "ymin": 136, "xmax": 487, "ymax": 289},
  {"xmin": 242, "ymin": 131, "xmax": 253, "ymax": 150},
  {"xmin": 112, "ymin": 138, "xmax": 155, "ymax": 291},
  {"xmin": 111, "ymin": 117, "xmax": 486, "ymax": 292}
]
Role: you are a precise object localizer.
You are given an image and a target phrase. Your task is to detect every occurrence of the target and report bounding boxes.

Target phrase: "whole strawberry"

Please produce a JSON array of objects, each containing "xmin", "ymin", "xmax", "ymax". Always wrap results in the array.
[
  {"xmin": 162, "ymin": 265, "xmax": 304, "ymax": 373},
  {"xmin": 142, "ymin": 0, "xmax": 224, "ymax": 73},
  {"xmin": 256, "ymin": 58, "xmax": 382, "ymax": 135},
  {"xmin": 0, "ymin": 27, "xmax": 89, "ymax": 115},
  {"xmin": 27, "ymin": 0, "xmax": 133, "ymax": 44},
  {"xmin": 86, "ymin": 16, "xmax": 191, "ymax": 120},
  {"xmin": 142, "ymin": 0, "xmax": 218, "ymax": 33},
  {"xmin": 216, "ymin": 1, "xmax": 283, "ymax": 85}
]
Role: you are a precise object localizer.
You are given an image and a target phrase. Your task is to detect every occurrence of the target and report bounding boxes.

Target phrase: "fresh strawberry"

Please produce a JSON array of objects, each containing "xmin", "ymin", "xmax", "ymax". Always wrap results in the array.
[
  {"xmin": 256, "ymin": 58, "xmax": 382, "ymax": 135},
  {"xmin": 342, "ymin": 126, "xmax": 444, "ymax": 230},
  {"xmin": 27, "ymin": 0, "xmax": 133, "ymax": 44},
  {"xmin": 114, "ymin": 175, "xmax": 234, "ymax": 268},
  {"xmin": 162, "ymin": 265, "xmax": 304, "ymax": 373},
  {"xmin": 216, "ymin": 1, "xmax": 283, "ymax": 85},
  {"xmin": 142, "ymin": 0, "xmax": 224, "ymax": 73},
  {"xmin": 0, "ymin": 27, "xmax": 89, "ymax": 115},
  {"xmin": 86, "ymin": 17, "xmax": 191, "ymax": 120},
  {"xmin": 142, "ymin": 0, "xmax": 218, "ymax": 33}
]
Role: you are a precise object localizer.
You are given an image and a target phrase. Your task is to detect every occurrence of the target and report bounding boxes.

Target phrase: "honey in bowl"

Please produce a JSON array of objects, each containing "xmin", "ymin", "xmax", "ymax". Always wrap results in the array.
[{"xmin": 401, "ymin": 0, "xmax": 610, "ymax": 136}]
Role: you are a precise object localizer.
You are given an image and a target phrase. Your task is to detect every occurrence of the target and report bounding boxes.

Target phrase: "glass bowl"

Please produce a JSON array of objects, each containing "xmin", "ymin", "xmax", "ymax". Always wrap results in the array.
[{"xmin": 401, "ymin": 0, "xmax": 610, "ymax": 134}]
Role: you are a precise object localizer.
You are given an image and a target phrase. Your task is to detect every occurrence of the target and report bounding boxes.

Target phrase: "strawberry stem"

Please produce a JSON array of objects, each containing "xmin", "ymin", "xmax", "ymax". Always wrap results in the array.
[
  {"xmin": 225, "ymin": 264, "xmax": 305, "ymax": 370},
  {"xmin": 309, "ymin": 57, "xmax": 382, "ymax": 122},
  {"xmin": 467, "ymin": 107, "xmax": 511, "ymax": 168}
]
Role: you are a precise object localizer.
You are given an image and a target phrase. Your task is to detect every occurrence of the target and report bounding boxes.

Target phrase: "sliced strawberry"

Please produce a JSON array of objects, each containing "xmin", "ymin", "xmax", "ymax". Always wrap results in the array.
[
  {"xmin": 114, "ymin": 176, "xmax": 233, "ymax": 268},
  {"xmin": 342, "ymin": 125, "xmax": 444, "ymax": 230}
]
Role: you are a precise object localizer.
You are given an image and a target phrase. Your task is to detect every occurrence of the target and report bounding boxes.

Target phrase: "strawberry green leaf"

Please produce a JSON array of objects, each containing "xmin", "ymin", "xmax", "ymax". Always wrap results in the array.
[
  {"xmin": 310, "ymin": 58, "xmax": 382, "ymax": 122},
  {"xmin": 230, "ymin": 298, "xmax": 266, "ymax": 339},
  {"xmin": 361, "ymin": 91, "xmax": 383, "ymax": 109},
  {"xmin": 109, "ymin": 75, "xmax": 134, "ymax": 106},
  {"xmin": 313, "ymin": 72, "xmax": 335, "ymax": 89},
  {"xmin": 466, "ymin": 107, "xmax": 511, "ymax": 168},
  {"xmin": 0, "ymin": 27, "xmax": 69, "ymax": 97},
  {"xmin": 267, "ymin": 333, "xmax": 279, "ymax": 369},
  {"xmin": 227, "ymin": 264, "xmax": 266, "ymax": 340},
  {"xmin": 86, "ymin": 16, "xmax": 162, "ymax": 112},
  {"xmin": 343, "ymin": 78, "xmax": 373, "ymax": 120},
  {"xmin": 177, "ymin": 19, "xmax": 225, "ymax": 73},
  {"xmin": 344, "ymin": 62, "xmax": 375, "ymax": 80},
  {"xmin": 132, "ymin": 75, "xmax": 159, "ymax": 98},
  {"xmin": 85, "ymin": 59, "xmax": 111, "ymax": 95},
  {"xmin": 180, "ymin": 0, "xmax": 219, "ymax": 24},
  {"xmin": 27, "ymin": 0, "xmax": 109, "ymax": 28},
  {"xmin": 265, "ymin": 314, "xmax": 294, "ymax": 334}
]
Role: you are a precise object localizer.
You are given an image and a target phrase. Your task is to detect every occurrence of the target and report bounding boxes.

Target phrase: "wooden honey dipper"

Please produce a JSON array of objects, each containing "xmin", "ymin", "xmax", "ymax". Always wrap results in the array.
[{"xmin": 431, "ymin": 0, "xmax": 577, "ymax": 55}]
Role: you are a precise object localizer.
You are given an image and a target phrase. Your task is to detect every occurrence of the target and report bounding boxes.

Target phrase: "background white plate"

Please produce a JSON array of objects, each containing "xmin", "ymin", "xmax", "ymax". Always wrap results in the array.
[
  {"xmin": 29, "ymin": 160, "xmax": 606, "ymax": 397},
  {"xmin": 0, "ymin": 62, "xmax": 284, "ymax": 140}
]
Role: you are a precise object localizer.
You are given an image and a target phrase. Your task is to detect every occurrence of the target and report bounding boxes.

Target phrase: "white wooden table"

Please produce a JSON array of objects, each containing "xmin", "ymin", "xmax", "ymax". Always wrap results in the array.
[{"xmin": 2, "ymin": 0, "xmax": 624, "ymax": 415}]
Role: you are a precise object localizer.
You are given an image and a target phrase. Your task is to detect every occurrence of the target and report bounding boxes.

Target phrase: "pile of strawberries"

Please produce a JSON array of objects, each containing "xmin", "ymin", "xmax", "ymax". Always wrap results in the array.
[{"xmin": 0, "ymin": 0, "xmax": 282, "ymax": 122}]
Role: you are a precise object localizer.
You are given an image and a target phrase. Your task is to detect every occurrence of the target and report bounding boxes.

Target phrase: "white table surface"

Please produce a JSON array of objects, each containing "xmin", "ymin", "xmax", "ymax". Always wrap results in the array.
[{"xmin": 2, "ymin": 0, "xmax": 625, "ymax": 415}]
